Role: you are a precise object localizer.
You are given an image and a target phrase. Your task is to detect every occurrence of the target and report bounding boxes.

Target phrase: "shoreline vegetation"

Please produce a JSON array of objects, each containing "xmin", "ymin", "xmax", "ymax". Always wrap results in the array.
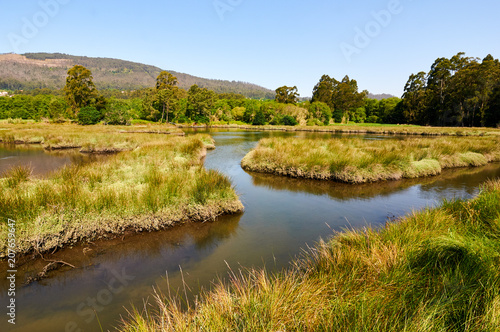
[
  {"xmin": 241, "ymin": 136, "xmax": 500, "ymax": 184},
  {"xmin": 0, "ymin": 124, "xmax": 243, "ymax": 258},
  {"xmin": 184, "ymin": 123, "xmax": 500, "ymax": 137},
  {"xmin": 120, "ymin": 179, "xmax": 500, "ymax": 331}
]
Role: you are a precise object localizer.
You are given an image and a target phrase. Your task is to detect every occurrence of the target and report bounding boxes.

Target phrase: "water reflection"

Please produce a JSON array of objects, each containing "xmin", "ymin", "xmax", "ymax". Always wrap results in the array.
[
  {"xmin": 1, "ymin": 130, "xmax": 499, "ymax": 332},
  {"xmin": 247, "ymin": 163, "xmax": 500, "ymax": 201},
  {"xmin": 0, "ymin": 144, "xmax": 107, "ymax": 177}
]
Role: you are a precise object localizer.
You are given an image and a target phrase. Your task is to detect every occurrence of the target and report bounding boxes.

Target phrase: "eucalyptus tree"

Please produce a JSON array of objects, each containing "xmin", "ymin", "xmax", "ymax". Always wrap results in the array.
[
  {"xmin": 155, "ymin": 71, "xmax": 179, "ymax": 123},
  {"xmin": 275, "ymin": 85, "xmax": 299, "ymax": 104},
  {"xmin": 64, "ymin": 65, "xmax": 98, "ymax": 115}
]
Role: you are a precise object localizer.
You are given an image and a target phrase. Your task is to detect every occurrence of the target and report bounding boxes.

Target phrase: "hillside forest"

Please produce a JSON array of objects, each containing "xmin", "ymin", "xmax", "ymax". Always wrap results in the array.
[{"xmin": 0, "ymin": 52, "xmax": 498, "ymax": 127}]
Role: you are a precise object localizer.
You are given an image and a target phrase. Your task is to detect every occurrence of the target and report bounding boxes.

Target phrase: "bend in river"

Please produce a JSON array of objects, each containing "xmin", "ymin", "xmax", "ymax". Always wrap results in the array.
[{"xmin": 1, "ymin": 130, "xmax": 500, "ymax": 332}]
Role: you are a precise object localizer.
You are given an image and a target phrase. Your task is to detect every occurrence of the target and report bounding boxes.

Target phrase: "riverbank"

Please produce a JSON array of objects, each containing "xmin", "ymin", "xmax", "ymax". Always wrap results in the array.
[
  {"xmin": 241, "ymin": 136, "xmax": 500, "ymax": 184},
  {"xmin": 0, "ymin": 125, "xmax": 243, "ymax": 257},
  {"xmin": 194, "ymin": 123, "xmax": 500, "ymax": 136},
  {"xmin": 119, "ymin": 179, "xmax": 500, "ymax": 331}
]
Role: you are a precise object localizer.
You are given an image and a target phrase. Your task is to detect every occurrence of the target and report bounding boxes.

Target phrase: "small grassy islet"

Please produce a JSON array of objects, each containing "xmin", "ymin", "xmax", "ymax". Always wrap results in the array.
[{"xmin": 241, "ymin": 136, "xmax": 500, "ymax": 183}]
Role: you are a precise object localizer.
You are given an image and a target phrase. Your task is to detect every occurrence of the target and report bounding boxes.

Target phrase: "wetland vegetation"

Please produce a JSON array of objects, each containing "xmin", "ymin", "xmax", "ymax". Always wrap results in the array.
[
  {"xmin": 0, "ymin": 124, "xmax": 242, "ymax": 257},
  {"xmin": 241, "ymin": 136, "xmax": 500, "ymax": 183},
  {"xmin": 120, "ymin": 179, "xmax": 500, "ymax": 331}
]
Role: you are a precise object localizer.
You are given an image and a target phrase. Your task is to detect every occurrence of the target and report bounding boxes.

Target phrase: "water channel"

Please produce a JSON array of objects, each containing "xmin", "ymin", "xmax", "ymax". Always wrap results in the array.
[{"xmin": 1, "ymin": 130, "xmax": 500, "ymax": 332}]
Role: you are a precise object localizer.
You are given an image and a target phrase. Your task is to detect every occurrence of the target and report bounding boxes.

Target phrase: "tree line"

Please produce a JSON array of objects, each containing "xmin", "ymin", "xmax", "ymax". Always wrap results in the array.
[
  {"xmin": 0, "ymin": 52, "xmax": 498, "ymax": 127},
  {"xmin": 401, "ymin": 53, "xmax": 500, "ymax": 127}
]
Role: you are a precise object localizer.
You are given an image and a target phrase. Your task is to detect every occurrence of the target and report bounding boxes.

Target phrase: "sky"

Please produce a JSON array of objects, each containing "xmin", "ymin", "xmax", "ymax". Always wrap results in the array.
[{"xmin": 1, "ymin": 0, "xmax": 499, "ymax": 97}]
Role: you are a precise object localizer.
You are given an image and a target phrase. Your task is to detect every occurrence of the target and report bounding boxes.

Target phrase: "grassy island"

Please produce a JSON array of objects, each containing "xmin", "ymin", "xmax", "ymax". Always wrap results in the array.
[
  {"xmin": 0, "ymin": 123, "xmax": 243, "ymax": 257},
  {"xmin": 241, "ymin": 136, "xmax": 500, "ymax": 184},
  {"xmin": 120, "ymin": 179, "xmax": 500, "ymax": 331}
]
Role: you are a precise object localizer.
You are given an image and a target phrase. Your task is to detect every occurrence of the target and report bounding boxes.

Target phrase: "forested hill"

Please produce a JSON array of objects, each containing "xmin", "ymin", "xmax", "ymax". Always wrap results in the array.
[
  {"xmin": 367, "ymin": 93, "xmax": 396, "ymax": 100},
  {"xmin": 0, "ymin": 53, "xmax": 275, "ymax": 99}
]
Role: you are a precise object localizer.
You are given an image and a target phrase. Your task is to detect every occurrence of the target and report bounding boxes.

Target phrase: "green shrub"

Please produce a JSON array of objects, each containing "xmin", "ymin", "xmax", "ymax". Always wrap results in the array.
[
  {"xmin": 77, "ymin": 106, "xmax": 102, "ymax": 125},
  {"xmin": 252, "ymin": 110, "xmax": 266, "ymax": 125},
  {"xmin": 282, "ymin": 115, "xmax": 298, "ymax": 126}
]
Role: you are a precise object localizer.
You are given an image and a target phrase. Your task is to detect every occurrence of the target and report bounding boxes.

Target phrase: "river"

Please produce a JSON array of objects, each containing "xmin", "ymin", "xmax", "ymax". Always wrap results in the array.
[{"xmin": 1, "ymin": 129, "xmax": 500, "ymax": 332}]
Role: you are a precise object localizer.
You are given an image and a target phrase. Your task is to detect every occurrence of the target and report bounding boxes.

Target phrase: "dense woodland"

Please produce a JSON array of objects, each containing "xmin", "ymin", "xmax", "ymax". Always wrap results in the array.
[{"xmin": 0, "ymin": 52, "xmax": 498, "ymax": 127}]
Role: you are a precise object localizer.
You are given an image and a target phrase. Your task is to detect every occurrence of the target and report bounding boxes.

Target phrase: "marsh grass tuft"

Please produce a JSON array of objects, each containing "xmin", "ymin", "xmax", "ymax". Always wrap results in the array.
[
  {"xmin": 2, "ymin": 165, "xmax": 32, "ymax": 188},
  {"xmin": 118, "ymin": 179, "xmax": 500, "ymax": 331},
  {"xmin": 242, "ymin": 136, "xmax": 500, "ymax": 183}
]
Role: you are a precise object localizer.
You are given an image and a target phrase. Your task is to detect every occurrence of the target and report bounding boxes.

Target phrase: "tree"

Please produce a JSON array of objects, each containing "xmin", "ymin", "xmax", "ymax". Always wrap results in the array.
[
  {"xmin": 64, "ymin": 65, "xmax": 98, "ymax": 115},
  {"xmin": 484, "ymin": 84, "xmax": 500, "ymax": 127},
  {"xmin": 331, "ymin": 76, "xmax": 366, "ymax": 123},
  {"xmin": 312, "ymin": 75, "xmax": 337, "ymax": 108},
  {"xmin": 187, "ymin": 85, "xmax": 217, "ymax": 123},
  {"xmin": 275, "ymin": 86, "xmax": 299, "ymax": 104},
  {"xmin": 156, "ymin": 71, "xmax": 179, "ymax": 123},
  {"xmin": 402, "ymin": 72, "xmax": 428, "ymax": 124}
]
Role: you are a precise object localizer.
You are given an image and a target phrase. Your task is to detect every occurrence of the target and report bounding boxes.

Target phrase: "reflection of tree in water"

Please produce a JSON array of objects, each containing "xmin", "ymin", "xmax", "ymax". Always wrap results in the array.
[{"xmin": 247, "ymin": 163, "xmax": 500, "ymax": 201}]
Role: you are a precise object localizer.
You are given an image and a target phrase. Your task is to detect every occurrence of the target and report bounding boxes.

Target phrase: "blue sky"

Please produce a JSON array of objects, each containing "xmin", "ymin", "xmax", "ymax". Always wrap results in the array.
[{"xmin": 1, "ymin": 0, "xmax": 499, "ymax": 97}]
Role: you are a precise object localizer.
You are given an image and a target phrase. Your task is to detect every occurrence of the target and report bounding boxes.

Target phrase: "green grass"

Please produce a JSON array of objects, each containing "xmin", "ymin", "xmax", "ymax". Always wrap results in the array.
[
  {"xmin": 118, "ymin": 179, "xmax": 500, "ymax": 331},
  {"xmin": 241, "ymin": 136, "xmax": 500, "ymax": 183},
  {"xmin": 0, "ymin": 125, "xmax": 243, "ymax": 256}
]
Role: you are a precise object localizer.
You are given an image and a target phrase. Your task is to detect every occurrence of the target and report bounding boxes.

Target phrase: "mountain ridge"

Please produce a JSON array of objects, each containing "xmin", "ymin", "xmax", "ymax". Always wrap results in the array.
[{"xmin": 0, "ymin": 53, "xmax": 276, "ymax": 99}]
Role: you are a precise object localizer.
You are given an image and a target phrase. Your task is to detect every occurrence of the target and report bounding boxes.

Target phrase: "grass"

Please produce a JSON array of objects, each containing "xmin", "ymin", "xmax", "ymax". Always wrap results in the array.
[
  {"xmin": 212, "ymin": 123, "xmax": 500, "ymax": 136},
  {"xmin": 0, "ymin": 124, "xmax": 243, "ymax": 257},
  {"xmin": 241, "ymin": 136, "xmax": 500, "ymax": 183},
  {"xmin": 0, "ymin": 122, "xmax": 185, "ymax": 152},
  {"xmin": 118, "ymin": 179, "xmax": 500, "ymax": 331}
]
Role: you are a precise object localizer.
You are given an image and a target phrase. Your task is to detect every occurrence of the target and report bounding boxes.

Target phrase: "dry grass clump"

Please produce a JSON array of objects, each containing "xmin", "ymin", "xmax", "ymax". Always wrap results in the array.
[
  {"xmin": 241, "ymin": 136, "xmax": 500, "ymax": 183},
  {"xmin": 118, "ymin": 179, "xmax": 500, "ymax": 331}
]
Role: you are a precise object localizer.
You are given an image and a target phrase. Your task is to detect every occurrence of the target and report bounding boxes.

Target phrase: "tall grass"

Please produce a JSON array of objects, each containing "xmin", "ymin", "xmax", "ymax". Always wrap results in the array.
[
  {"xmin": 118, "ymin": 179, "xmax": 500, "ymax": 331},
  {"xmin": 241, "ymin": 136, "xmax": 500, "ymax": 183},
  {"xmin": 0, "ymin": 128, "xmax": 243, "ymax": 256}
]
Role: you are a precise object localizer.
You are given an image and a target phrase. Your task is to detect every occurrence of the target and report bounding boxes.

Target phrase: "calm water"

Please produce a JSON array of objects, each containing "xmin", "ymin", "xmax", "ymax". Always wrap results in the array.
[
  {"xmin": 0, "ymin": 145, "xmax": 106, "ymax": 177},
  {"xmin": 1, "ymin": 131, "xmax": 500, "ymax": 332}
]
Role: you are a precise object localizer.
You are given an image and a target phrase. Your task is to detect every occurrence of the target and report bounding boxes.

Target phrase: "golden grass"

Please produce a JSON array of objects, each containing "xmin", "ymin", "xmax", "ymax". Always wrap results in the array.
[
  {"xmin": 0, "ymin": 124, "xmax": 242, "ymax": 257},
  {"xmin": 118, "ymin": 179, "xmax": 500, "ymax": 331},
  {"xmin": 241, "ymin": 136, "xmax": 500, "ymax": 183}
]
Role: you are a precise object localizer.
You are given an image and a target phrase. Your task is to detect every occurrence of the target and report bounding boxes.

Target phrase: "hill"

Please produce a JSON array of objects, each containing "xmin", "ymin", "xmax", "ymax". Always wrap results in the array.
[
  {"xmin": 0, "ymin": 53, "xmax": 275, "ymax": 99},
  {"xmin": 367, "ymin": 93, "xmax": 397, "ymax": 100}
]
